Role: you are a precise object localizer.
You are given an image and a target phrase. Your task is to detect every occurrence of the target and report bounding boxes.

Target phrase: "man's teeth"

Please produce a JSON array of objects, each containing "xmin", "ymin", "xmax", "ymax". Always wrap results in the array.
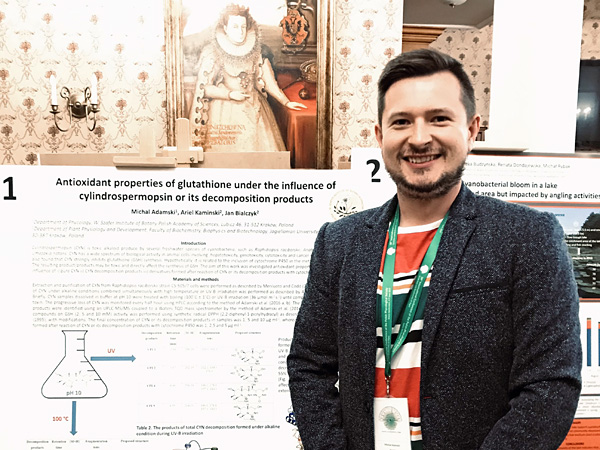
[{"xmin": 407, "ymin": 155, "xmax": 436, "ymax": 164}]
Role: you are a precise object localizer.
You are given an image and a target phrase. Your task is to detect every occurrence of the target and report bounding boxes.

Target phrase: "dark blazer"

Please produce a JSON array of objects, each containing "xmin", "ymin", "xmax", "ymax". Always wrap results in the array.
[{"xmin": 288, "ymin": 184, "xmax": 581, "ymax": 450}]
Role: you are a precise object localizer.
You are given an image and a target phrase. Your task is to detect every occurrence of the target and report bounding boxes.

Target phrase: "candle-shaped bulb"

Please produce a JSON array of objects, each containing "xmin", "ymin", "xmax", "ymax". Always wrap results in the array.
[
  {"xmin": 50, "ymin": 74, "xmax": 58, "ymax": 106},
  {"xmin": 90, "ymin": 74, "xmax": 98, "ymax": 104}
]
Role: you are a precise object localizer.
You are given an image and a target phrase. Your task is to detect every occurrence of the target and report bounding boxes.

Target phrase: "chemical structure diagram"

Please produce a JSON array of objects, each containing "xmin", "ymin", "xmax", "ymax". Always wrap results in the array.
[
  {"xmin": 228, "ymin": 348, "xmax": 268, "ymax": 420},
  {"xmin": 233, "ymin": 364, "xmax": 266, "ymax": 384}
]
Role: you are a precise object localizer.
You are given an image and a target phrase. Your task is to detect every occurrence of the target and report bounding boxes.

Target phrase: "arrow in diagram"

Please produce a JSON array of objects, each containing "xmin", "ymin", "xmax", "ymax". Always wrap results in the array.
[
  {"xmin": 90, "ymin": 355, "xmax": 136, "ymax": 362},
  {"xmin": 70, "ymin": 401, "xmax": 77, "ymax": 436}
]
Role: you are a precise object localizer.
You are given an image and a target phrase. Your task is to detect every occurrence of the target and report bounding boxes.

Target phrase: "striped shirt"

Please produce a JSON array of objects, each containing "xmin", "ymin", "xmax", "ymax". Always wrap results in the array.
[{"xmin": 375, "ymin": 219, "xmax": 441, "ymax": 450}]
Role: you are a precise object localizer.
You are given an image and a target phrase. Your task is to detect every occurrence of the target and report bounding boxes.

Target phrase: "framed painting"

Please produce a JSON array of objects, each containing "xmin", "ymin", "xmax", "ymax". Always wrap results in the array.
[{"xmin": 164, "ymin": 0, "xmax": 332, "ymax": 169}]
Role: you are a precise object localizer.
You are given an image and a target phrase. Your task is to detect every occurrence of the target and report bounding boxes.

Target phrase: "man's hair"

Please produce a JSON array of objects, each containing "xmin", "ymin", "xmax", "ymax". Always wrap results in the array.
[
  {"xmin": 218, "ymin": 4, "xmax": 256, "ymax": 30},
  {"xmin": 377, "ymin": 49, "xmax": 476, "ymax": 125}
]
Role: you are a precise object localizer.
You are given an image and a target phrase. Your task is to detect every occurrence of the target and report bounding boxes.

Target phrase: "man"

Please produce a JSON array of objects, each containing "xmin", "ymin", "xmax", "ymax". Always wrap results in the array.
[{"xmin": 287, "ymin": 49, "xmax": 581, "ymax": 449}]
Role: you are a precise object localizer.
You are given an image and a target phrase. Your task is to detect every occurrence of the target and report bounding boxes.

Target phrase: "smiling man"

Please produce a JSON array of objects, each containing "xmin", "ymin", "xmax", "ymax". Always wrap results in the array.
[{"xmin": 288, "ymin": 49, "xmax": 581, "ymax": 450}]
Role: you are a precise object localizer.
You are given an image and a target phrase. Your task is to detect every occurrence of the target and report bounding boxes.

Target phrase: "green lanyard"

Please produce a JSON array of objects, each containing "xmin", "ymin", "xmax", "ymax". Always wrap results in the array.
[{"xmin": 381, "ymin": 207, "xmax": 448, "ymax": 396}]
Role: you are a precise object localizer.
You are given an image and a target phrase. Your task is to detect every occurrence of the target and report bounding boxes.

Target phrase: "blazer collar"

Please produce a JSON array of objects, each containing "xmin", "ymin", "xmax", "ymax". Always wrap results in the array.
[
  {"xmin": 365, "ymin": 194, "xmax": 398, "ymax": 230},
  {"xmin": 447, "ymin": 182, "xmax": 478, "ymax": 222}
]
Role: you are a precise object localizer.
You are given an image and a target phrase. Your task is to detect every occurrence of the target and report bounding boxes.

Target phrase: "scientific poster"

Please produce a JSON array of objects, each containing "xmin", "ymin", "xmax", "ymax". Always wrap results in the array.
[{"xmin": 0, "ymin": 166, "xmax": 360, "ymax": 450}]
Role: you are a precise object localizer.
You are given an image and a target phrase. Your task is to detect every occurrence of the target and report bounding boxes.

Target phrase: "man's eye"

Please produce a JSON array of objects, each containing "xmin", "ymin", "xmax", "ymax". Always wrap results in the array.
[
  {"xmin": 432, "ymin": 116, "xmax": 450, "ymax": 123},
  {"xmin": 392, "ymin": 119, "xmax": 409, "ymax": 126}
]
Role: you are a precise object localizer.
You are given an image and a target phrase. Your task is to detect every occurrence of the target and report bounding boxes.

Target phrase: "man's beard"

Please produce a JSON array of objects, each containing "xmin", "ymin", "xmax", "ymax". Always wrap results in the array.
[{"xmin": 385, "ymin": 156, "xmax": 466, "ymax": 200}]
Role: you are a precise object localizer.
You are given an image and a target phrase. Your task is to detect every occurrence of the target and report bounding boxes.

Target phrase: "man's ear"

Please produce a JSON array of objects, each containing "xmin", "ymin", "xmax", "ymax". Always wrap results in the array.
[
  {"xmin": 374, "ymin": 123, "xmax": 383, "ymax": 148},
  {"xmin": 467, "ymin": 115, "xmax": 481, "ymax": 151}
]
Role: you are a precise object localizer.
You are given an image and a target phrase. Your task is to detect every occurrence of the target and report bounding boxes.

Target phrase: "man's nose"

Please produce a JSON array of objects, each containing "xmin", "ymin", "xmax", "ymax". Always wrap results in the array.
[{"xmin": 407, "ymin": 121, "xmax": 432, "ymax": 148}]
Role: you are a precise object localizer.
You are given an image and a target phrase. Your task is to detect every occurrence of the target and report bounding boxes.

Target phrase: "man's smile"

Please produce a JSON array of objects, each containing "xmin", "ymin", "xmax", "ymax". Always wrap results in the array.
[{"xmin": 403, "ymin": 154, "xmax": 442, "ymax": 164}]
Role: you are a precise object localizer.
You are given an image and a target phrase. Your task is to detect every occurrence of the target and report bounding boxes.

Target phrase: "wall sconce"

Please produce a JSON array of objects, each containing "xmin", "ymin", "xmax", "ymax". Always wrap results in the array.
[{"xmin": 49, "ymin": 74, "xmax": 99, "ymax": 132}]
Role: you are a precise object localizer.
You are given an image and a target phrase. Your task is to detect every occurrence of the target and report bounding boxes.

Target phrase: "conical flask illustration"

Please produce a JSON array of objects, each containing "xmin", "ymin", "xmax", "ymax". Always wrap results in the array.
[{"xmin": 42, "ymin": 330, "xmax": 108, "ymax": 399}]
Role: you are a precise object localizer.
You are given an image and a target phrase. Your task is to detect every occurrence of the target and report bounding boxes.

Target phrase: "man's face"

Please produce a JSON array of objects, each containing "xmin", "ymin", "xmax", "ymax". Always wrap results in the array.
[
  {"xmin": 224, "ymin": 15, "xmax": 248, "ymax": 45},
  {"xmin": 375, "ymin": 71, "xmax": 480, "ymax": 200}
]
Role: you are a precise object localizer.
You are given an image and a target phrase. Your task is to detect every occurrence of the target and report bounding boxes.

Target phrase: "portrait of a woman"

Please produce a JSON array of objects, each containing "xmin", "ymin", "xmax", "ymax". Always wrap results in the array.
[{"xmin": 189, "ymin": 4, "xmax": 306, "ymax": 153}]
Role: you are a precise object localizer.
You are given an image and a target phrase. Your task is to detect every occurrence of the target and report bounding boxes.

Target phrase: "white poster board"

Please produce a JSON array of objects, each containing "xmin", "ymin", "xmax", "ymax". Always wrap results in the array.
[{"xmin": 1, "ymin": 149, "xmax": 599, "ymax": 449}]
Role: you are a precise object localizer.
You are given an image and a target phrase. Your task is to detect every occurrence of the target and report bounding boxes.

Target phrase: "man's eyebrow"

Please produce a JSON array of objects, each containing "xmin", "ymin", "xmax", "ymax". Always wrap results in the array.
[
  {"xmin": 384, "ymin": 110, "xmax": 410, "ymax": 121},
  {"xmin": 384, "ymin": 108, "xmax": 455, "ymax": 121},
  {"xmin": 427, "ymin": 108, "xmax": 454, "ymax": 116}
]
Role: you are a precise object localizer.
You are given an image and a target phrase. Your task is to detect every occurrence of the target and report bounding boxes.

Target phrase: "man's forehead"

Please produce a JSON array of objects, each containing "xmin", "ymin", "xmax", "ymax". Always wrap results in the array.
[
  {"xmin": 383, "ymin": 72, "xmax": 465, "ymax": 114},
  {"xmin": 389, "ymin": 71, "xmax": 461, "ymax": 95}
]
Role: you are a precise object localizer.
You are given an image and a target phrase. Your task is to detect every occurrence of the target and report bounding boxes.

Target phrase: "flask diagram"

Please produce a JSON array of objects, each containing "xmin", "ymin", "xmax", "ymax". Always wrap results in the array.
[{"xmin": 41, "ymin": 330, "xmax": 108, "ymax": 399}]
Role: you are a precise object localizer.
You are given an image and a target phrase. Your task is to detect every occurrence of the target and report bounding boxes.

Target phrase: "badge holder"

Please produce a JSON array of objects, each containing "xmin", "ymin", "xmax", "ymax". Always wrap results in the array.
[{"xmin": 374, "ymin": 397, "xmax": 411, "ymax": 450}]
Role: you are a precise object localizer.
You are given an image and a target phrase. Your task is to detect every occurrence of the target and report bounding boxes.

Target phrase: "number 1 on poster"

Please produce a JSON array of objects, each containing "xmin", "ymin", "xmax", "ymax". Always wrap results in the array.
[{"xmin": 3, "ymin": 176, "xmax": 17, "ymax": 200}]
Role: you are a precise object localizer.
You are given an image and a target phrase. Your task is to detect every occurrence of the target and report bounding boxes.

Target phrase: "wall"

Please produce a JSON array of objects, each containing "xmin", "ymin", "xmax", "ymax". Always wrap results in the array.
[
  {"xmin": 578, "ymin": 0, "xmax": 600, "ymax": 149},
  {"xmin": 0, "ymin": 0, "xmax": 592, "ymax": 166},
  {"xmin": 330, "ymin": 0, "xmax": 586, "ymax": 163},
  {"xmin": 335, "ymin": 0, "xmax": 587, "ymax": 158},
  {"xmin": 330, "ymin": 1, "xmax": 403, "ymax": 167},
  {"xmin": 430, "ymin": 24, "xmax": 493, "ymax": 129},
  {"xmin": 582, "ymin": 0, "xmax": 600, "ymax": 59},
  {"xmin": 330, "ymin": 4, "xmax": 494, "ymax": 166},
  {"xmin": 0, "ymin": 0, "xmax": 407, "ymax": 168},
  {"xmin": 485, "ymin": 0, "xmax": 584, "ymax": 152},
  {"xmin": 0, "ymin": 0, "xmax": 166, "ymax": 165}
]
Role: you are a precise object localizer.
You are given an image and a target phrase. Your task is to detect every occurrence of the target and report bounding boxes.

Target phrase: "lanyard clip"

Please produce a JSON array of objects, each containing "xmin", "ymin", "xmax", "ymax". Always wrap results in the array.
[{"xmin": 385, "ymin": 375, "xmax": 391, "ymax": 397}]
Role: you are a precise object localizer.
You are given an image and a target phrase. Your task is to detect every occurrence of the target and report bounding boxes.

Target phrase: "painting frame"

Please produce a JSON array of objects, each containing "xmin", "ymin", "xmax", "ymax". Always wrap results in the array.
[{"xmin": 163, "ymin": 0, "xmax": 333, "ymax": 169}]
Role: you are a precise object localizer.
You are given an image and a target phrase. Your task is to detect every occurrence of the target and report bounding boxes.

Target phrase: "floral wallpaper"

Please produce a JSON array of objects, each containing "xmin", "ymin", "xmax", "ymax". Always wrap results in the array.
[
  {"xmin": 430, "ymin": 25, "xmax": 493, "ymax": 129},
  {"xmin": 331, "ymin": 0, "xmax": 404, "ymax": 167},
  {"xmin": 582, "ymin": 0, "xmax": 600, "ymax": 59},
  {"xmin": 0, "ymin": 0, "xmax": 166, "ymax": 165},
  {"xmin": 330, "ymin": 2, "xmax": 494, "ymax": 167}
]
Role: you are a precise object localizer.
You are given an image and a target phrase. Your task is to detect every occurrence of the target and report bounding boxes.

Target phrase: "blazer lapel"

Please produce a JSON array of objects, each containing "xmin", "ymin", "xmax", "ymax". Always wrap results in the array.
[
  {"xmin": 348, "ymin": 196, "xmax": 397, "ymax": 337},
  {"xmin": 420, "ymin": 185, "xmax": 478, "ymax": 374},
  {"xmin": 343, "ymin": 197, "xmax": 397, "ymax": 408}
]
